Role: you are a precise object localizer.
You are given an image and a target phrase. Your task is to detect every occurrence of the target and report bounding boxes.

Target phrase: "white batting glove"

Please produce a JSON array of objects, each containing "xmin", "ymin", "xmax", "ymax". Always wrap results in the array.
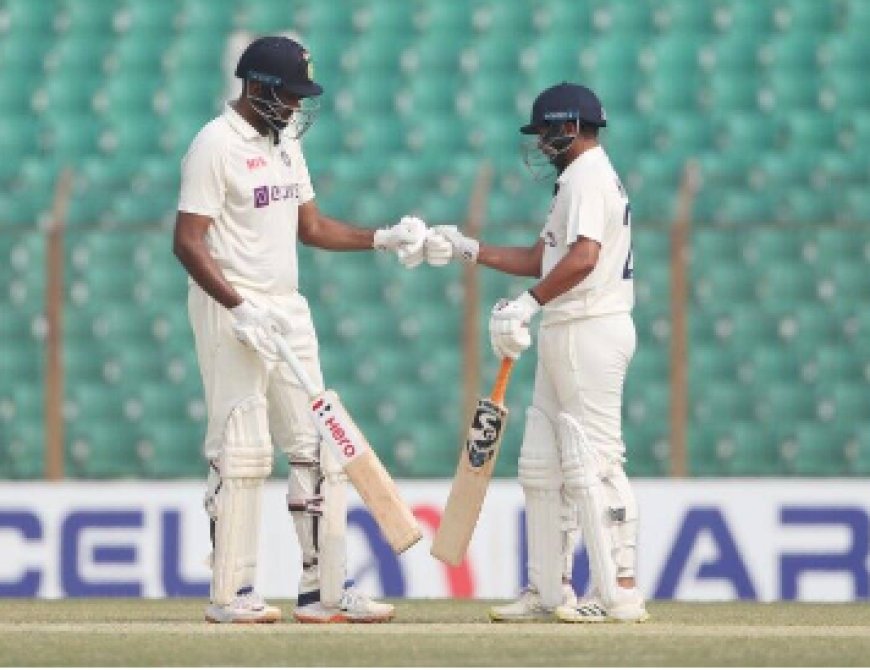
[
  {"xmin": 426, "ymin": 225, "xmax": 479, "ymax": 265},
  {"xmin": 489, "ymin": 291, "xmax": 540, "ymax": 360},
  {"xmin": 374, "ymin": 215, "xmax": 427, "ymax": 269},
  {"xmin": 424, "ymin": 229, "xmax": 454, "ymax": 267},
  {"xmin": 229, "ymin": 300, "xmax": 293, "ymax": 362}
]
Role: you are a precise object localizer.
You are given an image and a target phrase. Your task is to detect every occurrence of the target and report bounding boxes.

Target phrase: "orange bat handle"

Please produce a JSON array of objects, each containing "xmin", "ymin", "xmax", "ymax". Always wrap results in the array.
[{"xmin": 490, "ymin": 358, "xmax": 514, "ymax": 406}]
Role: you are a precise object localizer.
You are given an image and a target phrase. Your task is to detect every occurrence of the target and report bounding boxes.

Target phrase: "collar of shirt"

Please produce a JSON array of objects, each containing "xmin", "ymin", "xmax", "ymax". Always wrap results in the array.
[
  {"xmin": 223, "ymin": 103, "xmax": 265, "ymax": 142},
  {"xmin": 556, "ymin": 145, "xmax": 605, "ymax": 185}
]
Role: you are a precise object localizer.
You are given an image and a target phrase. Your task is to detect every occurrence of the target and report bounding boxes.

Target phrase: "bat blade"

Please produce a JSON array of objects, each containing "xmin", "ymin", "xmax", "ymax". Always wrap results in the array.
[
  {"xmin": 311, "ymin": 389, "xmax": 422, "ymax": 554},
  {"xmin": 431, "ymin": 397, "xmax": 509, "ymax": 566}
]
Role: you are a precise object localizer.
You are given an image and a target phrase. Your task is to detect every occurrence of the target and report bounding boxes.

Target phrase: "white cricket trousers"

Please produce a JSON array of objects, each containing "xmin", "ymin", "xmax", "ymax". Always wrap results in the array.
[
  {"xmin": 534, "ymin": 312, "xmax": 636, "ymax": 463},
  {"xmin": 187, "ymin": 284, "xmax": 323, "ymax": 461}
]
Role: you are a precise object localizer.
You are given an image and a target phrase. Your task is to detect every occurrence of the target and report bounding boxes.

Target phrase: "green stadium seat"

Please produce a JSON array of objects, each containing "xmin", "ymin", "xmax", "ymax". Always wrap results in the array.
[
  {"xmin": 653, "ymin": 0, "xmax": 715, "ymax": 33},
  {"xmin": 781, "ymin": 111, "xmax": 838, "ymax": 149},
  {"xmin": 113, "ymin": 1, "xmax": 177, "ymax": 35},
  {"xmin": 713, "ymin": 2, "xmax": 774, "ymax": 35},
  {"xmin": 713, "ymin": 190, "xmax": 776, "ymax": 226},
  {"xmin": 0, "ymin": 0, "xmax": 58, "ymax": 33},
  {"xmin": 137, "ymin": 420, "xmax": 204, "ymax": 478},
  {"xmin": 814, "ymin": 346, "xmax": 869, "ymax": 384},
  {"xmin": 93, "ymin": 74, "xmax": 162, "ymax": 115},
  {"xmin": 639, "ymin": 35, "xmax": 705, "ymax": 75},
  {"xmin": 693, "ymin": 264, "xmax": 756, "ymax": 305},
  {"xmin": 471, "ymin": 2, "xmax": 531, "ymax": 34},
  {"xmin": 690, "ymin": 343, "xmax": 738, "ymax": 383},
  {"xmin": 589, "ymin": 0, "xmax": 651, "ymax": 35},
  {"xmin": 519, "ymin": 35, "xmax": 583, "ymax": 82},
  {"xmin": 819, "ymin": 71, "xmax": 870, "ymax": 112},
  {"xmin": 531, "ymin": 0, "xmax": 591, "ymax": 36},
  {"xmin": 700, "ymin": 73, "xmax": 761, "ymax": 112},
  {"xmin": 846, "ymin": 424, "xmax": 870, "ymax": 475},
  {"xmin": 0, "ymin": 31, "xmax": 51, "ymax": 71},
  {"xmin": 174, "ymin": 0, "xmax": 233, "ymax": 33},
  {"xmin": 757, "ymin": 383, "xmax": 817, "ymax": 423},
  {"xmin": 0, "ymin": 421, "xmax": 45, "ymax": 479},
  {"xmin": 459, "ymin": 34, "xmax": 521, "ymax": 75},
  {"xmin": 334, "ymin": 75, "xmax": 400, "ymax": 117},
  {"xmin": 779, "ymin": 189, "xmax": 836, "ymax": 225},
  {"xmin": 100, "ymin": 117, "xmax": 164, "ymax": 155},
  {"xmin": 66, "ymin": 422, "xmax": 141, "ymax": 478},
  {"xmin": 105, "ymin": 33, "xmax": 165, "ymax": 76},
  {"xmin": 352, "ymin": 0, "xmax": 415, "ymax": 34},
  {"xmin": 845, "ymin": 189, "xmax": 870, "ymax": 223},
  {"xmin": 38, "ymin": 115, "xmax": 103, "ymax": 159},
  {"xmin": 692, "ymin": 383, "xmax": 755, "ymax": 424},
  {"xmin": 0, "ymin": 118, "xmax": 38, "ymax": 161},
  {"xmin": 412, "ymin": 2, "xmax": 473, "ymax": 34},
  {"xmin": 715, "ymin": 113, "xmax": 779, "ymax": 151},
  {"xmin": 721, "ymin": 422, "xmax": 786, "ymax": 475},
  {"xmin": 772, "ymin": 0, "xmax": 838, "ymax": 34},
  {"xmin": 791, "ymin": 423, "xmax": 849, "ymax": 476},
  {"xmin": 758, "ymin": 33, "xmax": 822, "ymax": 72},
  {"xmin": 55, "ymin": 0, "xmax": 116, "ymax": 35},
  {"xmin": 637, "ymin": 73, "xmax": 702, "ymax": 112},
  {"xmin": 162, "ymin": 31, "xmax": 227, "ymax": 73},
  {"xmin": 758, "ymin": 72, "xmax": 821, "ymax": 113},
  {"xmin": 817, "ymin": 34, "xmax": 870, "ymax": 71}
]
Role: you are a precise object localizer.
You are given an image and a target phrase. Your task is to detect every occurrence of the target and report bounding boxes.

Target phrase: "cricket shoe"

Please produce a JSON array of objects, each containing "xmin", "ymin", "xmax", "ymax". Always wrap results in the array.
[
  {"xmin": 205, "ymin": 587, "xmax": 282, "ymax": 624},
  {"xmin": 489, "ymin": 583, "xmax": 578, "ymax": 623},
  {"xmin": 555, "ymin": 587, "xmax": 649, "ymax": 624},
  {"xmin": 294, "ymin": 585, "xmax": 394, "ymax": 624}
]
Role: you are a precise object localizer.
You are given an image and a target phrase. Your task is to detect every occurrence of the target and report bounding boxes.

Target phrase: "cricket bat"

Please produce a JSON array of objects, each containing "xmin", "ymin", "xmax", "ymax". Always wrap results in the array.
[
  {"xmin": 274, "ymin": 337, "xmax": 422, "ymax": 554},
  {"xmin": 431, "ymin": 358, "xmax": 514, "ymax": 566}
]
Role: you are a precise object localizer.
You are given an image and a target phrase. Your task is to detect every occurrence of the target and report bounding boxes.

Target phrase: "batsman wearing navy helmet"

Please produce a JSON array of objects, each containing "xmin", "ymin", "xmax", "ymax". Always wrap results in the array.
[
  {"xmin": 427, "ymin": 83, "xmax": 648, "ymax": 623},
  {"xmin": 174, "ymin": 36, "xmax": 429, "ymax": 624}
]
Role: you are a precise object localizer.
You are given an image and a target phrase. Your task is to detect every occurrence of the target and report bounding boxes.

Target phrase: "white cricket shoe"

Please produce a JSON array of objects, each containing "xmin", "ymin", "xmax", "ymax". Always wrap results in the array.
[
  {"xmin": 489, "ymin": 583, "xmax": 577, "ymax": 623},
  {"xmin": 556, "ymin": 586, "xmax": 649, "ymax": 624},
  {"xmin": 294, "ymin": 586, "xmax": 394, "ymax": 624},
  {"xmin": 205, "ymin": 589, "xmax": 282, "ymax": 624}
]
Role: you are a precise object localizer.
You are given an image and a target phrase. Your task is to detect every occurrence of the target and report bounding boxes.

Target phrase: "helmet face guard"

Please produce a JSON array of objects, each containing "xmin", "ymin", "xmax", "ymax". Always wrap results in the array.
[
  {"xmin": 521, "ymin": 122, "xmax": 578, "ymax": 181},
  {"xmin": 246, "ymin": 73, "xmax": 320, "ymax": 140}
]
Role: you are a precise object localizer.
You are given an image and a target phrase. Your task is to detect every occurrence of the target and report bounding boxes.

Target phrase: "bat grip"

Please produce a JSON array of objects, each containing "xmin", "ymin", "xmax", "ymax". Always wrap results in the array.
[
  {"xmin": 490, "ymin": 358, "xmax": 514, "ymax": 406},
  {"xmin": 274, "ymin": 336, "xmax": 322, "ymax": 399}
]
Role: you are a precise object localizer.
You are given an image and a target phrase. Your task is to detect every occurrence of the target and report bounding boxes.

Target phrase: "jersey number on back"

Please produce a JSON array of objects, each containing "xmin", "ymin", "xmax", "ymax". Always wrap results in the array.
[{"xmin": 622, "ymin": 203, "xmax": 633, "ymax": 279}]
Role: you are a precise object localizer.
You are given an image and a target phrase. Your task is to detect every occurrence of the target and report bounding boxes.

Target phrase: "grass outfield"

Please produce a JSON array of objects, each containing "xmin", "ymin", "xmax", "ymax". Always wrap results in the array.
[{"xmin": 1, "ymin": 600, "xmax": 869, "ymax": 666}]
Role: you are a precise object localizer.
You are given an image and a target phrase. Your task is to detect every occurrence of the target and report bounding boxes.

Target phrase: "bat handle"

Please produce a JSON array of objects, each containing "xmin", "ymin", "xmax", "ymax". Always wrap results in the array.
[
  {"xmin": 274, "ymin": 336, "xmax": 322, "ymax": 399},
  {"xmin": 490, "ymin": 358, "xmax": 514, "ymax": 406}
]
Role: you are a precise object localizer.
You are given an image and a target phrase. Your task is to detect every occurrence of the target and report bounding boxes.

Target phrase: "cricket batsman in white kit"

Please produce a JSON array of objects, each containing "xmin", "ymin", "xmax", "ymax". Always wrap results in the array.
[
  {"xmin": 427, "ymin": 83, "xmax": 648, "ymax": 623},
  {"xmin": 173, "ymin": 36, "xmax": 428, "ymax": 624}
]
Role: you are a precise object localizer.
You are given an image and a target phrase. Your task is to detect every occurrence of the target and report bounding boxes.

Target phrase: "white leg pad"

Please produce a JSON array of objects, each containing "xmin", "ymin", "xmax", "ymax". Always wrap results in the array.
[
  {"xmin": 211, "ymin": 478, "xmax": 263, "ymax": 606},
  {"xmin": 557, "ymin": 412, "xmax": 619, "ymax": 606},
  {"xmin": 603, "ymin": 464, "xmax": 639, "ymax": 580},
  {"xmin": 560, "ymin": 496, "xmax": 580, "ymax": 583},
  {"xmin": 208, "ymin": 395, "xmax": 272, "ymax": 606},
  {"xmin": 518, "ymin": 406, "xmax": 563, "ymax": 609},
  {"xmin": 319, "ymin": 445, "xmax": 348, "ymax": 608}
]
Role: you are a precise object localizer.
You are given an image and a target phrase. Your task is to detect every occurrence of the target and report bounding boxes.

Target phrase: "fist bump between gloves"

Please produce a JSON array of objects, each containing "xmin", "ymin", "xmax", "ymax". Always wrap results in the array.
[
  {"xmin": 425, "ymin": 225, "xmax": 479, "ymax": 266},
  {"xmin": 229, "ymin": 300, "xmax": 293, "ymax": 362},
  {"xmin": 374, "ymin": 216, "xmax": 428, "ymax": 268},
  {"xmin": 489, "ymin": 291, "xmax": 540, "ymax": 360}
]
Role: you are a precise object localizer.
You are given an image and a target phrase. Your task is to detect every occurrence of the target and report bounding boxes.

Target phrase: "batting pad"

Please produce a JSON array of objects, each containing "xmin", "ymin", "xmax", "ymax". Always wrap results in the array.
[
  {"xmin": 557, "ymin": 412, "xmax": 619, "ymax": 607},
  {"xmin": 518, "ymin": 407, "xmax": 563, "ymax": 608},
  {"xmin": 212, "ymin": 478, "xmax": 263, "ymax": 606}
]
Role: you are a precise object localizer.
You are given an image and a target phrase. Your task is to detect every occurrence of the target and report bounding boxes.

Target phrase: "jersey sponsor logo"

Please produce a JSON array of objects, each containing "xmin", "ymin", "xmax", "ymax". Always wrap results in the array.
[
  {"xmin": 246, "ymin": 157, "xmax": 267, "ymax": 170},
  {"xmin": 252, "ymin": 183, "xmax": 301, "ymax": 208}
]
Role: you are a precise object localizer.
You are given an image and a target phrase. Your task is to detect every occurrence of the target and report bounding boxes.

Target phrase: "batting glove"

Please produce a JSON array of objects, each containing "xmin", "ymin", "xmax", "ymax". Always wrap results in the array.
[
  {"xmin": 230, "ymin": 300, "xmax": 293, "ymax": 362},
  {"xmin": 426, "ymin": 225, "xmax": 479, "ymax": 265},
  {"xmin": 489, "ymin": 291, "xmax": 540, "ymax": 360},
  {"xmin": 374, "ymin": 215, "xmax": 427, "ymax": 269}
]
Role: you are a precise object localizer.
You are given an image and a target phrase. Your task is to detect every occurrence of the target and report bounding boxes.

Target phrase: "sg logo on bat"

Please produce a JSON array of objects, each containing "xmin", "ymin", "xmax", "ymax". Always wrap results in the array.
[{"xmin": 465, "ymin": 399, "xmax": 506, "ymax": 469}]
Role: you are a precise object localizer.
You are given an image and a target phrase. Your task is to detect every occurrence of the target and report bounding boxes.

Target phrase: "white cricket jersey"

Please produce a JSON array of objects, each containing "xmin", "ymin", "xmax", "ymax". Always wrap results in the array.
[
  {"xmin": 177, "ymin": 104, "xmax": 315, "ymax": 296},
  {"xmin": 539, "ymin": 145, "xmax": 634, "ymax": 326}
]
